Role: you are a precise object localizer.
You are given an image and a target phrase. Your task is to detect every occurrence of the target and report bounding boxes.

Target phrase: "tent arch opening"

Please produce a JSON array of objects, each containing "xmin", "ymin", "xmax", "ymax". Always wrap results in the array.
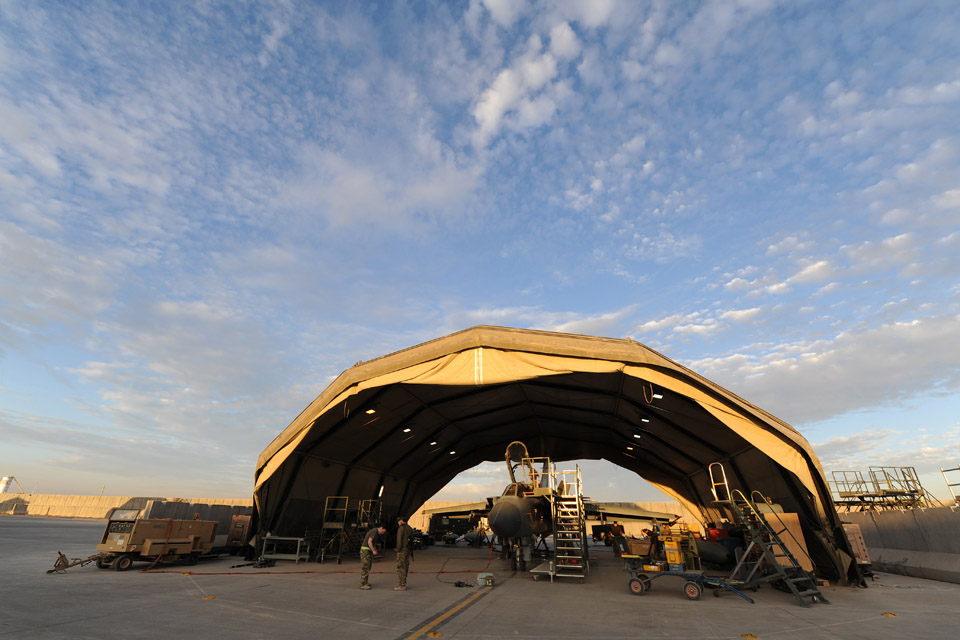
[{"xmin": 254, "ymin": 326, "xmax": 857, "ymax": 583}]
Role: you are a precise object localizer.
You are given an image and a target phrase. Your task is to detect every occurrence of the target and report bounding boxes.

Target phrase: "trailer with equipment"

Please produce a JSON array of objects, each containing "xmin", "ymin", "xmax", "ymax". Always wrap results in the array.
[{"xmin": 47, "ymin": 507, "xmax": 219, "ymax": 573}]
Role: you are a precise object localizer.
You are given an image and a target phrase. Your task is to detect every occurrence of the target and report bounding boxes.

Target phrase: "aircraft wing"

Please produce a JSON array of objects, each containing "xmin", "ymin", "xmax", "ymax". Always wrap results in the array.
[
  {"xmin": 422, "ymin": 501, "xmax": 679, "ymax": 522},
  {"xmin": 586, "ymin": 502, "xmax": 679, "ymax": 522},
  {"xmin": 421, "ymin": 501, "xmax": 490, "ymax": 517}
]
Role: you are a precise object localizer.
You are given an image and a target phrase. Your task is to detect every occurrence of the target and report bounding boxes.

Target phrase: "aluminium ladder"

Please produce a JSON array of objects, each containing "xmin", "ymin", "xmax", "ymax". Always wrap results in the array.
[{"xmin": 318, "ymin": 496, "xmax": 350, "ymax": 564}]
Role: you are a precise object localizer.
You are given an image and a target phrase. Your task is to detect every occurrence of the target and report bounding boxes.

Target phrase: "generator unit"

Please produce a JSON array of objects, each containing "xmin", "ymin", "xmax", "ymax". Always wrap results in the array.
[{"xmin": 94, "ymin": 508, "xmax": 218, "ymax": 571}]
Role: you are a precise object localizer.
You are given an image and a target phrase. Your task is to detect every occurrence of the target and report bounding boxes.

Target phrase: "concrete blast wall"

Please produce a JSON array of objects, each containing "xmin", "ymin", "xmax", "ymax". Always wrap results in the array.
[
  {"xmin": 843, "ymin": 506, "xmax": 960, "ymax": 584},
  {"xmin": 0, "ymin": 494, "xmax": 253, "ymax": 519},
  {"xmin": 142, "ymin": 500, "xmax": 253, "ymax": 544}
]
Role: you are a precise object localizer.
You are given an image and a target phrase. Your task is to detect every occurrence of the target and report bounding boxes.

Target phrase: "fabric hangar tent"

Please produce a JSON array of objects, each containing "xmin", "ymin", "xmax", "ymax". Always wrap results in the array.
[{"xmin": 253, "ymin": 325, "xmax": 857, "ymax": 583}]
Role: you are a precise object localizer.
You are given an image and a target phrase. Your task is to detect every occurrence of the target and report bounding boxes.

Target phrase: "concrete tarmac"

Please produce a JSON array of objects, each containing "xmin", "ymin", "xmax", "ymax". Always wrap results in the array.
[{"xmin": 2, "ymin": 516, "xmax": 957, "ymax": 639}]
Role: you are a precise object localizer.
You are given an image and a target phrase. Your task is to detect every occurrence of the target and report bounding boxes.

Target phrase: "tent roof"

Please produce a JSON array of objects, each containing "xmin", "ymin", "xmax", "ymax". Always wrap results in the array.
[{"xmin": 253, "ymin": 325, "xmax": 851, "ymax": 580}]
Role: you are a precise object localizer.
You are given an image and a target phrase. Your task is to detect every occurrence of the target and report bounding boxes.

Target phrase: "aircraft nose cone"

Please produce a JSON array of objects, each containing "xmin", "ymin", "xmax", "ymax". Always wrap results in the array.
[{"xmin": 488, "ymin": 499, "xmax": 522, "ymax": 538}]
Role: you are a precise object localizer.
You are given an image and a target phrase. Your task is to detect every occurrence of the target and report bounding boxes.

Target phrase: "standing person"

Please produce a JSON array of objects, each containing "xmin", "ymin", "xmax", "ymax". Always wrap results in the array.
[
  {"xmin": 610, "ymin": 521, "xmax": 626, "ymax": 557},
  {"xmin": 394, "ymin": 515, "xmax": 414, "ymax": 591},
  {"xmin": 359, "ymin": 523, "xmax": 387, "ymax": 590}
]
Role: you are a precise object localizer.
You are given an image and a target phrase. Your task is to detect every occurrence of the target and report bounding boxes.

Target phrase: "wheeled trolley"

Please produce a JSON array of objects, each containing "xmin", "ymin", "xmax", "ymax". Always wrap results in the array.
[{"xmin": 622, "ymin": 555, "xmax": 754, "ymax": 603}]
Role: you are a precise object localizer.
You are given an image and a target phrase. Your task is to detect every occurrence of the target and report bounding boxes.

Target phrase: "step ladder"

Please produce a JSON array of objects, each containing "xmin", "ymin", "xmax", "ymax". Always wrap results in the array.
[
  {"xmin": 318, "ymin": 496, "xmax": 350, "ymax": 564},
  {"xmin": 708, "ymin": 463, "xmax": 828, "ymax": 608},
  {"xmin": 358, "ymin": 499, "xmax": 381, "ymax": 531},
  {"xmin": 551, "ymin": 468, "xmax": 589, "ymax": 582}
]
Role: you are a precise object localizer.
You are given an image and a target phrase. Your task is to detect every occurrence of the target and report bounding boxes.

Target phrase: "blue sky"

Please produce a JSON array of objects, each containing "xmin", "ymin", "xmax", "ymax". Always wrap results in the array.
[{"xmin": 1, "ymin": 1, "xmax": 958, "ymax": 503}]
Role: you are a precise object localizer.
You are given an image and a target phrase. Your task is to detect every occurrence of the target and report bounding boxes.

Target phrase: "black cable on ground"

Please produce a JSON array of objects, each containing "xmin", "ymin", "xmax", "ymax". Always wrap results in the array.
[{"xmin": 435, "ymin": 544, "xmax": 495, "ymax": 584}]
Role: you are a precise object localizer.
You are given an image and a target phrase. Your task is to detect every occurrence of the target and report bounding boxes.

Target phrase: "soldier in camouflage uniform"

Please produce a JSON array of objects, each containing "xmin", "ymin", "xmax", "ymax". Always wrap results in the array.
[
  {"xmin": 359, "ymin": 523, "xmax": 386, "ymax": 589},
  {"xmin": 394, "ymin": 515, "xmax": 414, "ymax": 591}
]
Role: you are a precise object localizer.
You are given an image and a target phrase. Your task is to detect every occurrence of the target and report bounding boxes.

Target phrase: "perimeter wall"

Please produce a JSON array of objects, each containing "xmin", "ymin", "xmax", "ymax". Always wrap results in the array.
[
  {"xmin": 0, "ymin": 493, "xmax": 252, "ymax": 519},
  {"xmin": 843, "ymin": 506, "xmax": 960, "ymax": 584},
  {"xmin": 3, "ymin": 495, "xmax": 687, "ymax": 528}
]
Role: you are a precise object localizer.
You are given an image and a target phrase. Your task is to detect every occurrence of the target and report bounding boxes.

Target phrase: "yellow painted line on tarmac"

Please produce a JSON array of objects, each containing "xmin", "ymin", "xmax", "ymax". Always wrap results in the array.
[{"xmin": 404, "ymin": 586, "xmax": 492, "ymax": 640}]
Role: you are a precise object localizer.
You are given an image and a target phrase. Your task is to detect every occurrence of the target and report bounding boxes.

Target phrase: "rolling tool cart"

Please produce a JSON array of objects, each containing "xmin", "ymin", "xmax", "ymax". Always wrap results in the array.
[{"xmin": 621, "ymin": 523, "xmax": 754, "ymax": 602}]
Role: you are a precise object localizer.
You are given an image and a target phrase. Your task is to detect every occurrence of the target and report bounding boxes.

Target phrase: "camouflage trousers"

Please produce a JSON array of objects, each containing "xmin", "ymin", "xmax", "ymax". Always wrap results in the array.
[
  {"xmin": 360, "ymin": 548, "xmax": 373, "ymax": 586},
  {"xmin": 396, "ymin": 549, "xmax": 411, "ymax": 587}
]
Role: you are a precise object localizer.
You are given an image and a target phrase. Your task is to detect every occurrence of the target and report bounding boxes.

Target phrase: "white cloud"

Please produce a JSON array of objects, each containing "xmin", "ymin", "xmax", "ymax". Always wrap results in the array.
[
  {"xmin": 724, "ymin": 277, "xmax": 754, "ymax": 293},
  {"xmin": 572, "ymin": 0, "xmax": 618, "ymax": 28},
  {"xmin": 626, "ymin": 229, "xmax": 702, "ymax": 262},
  {"xmin": 549, "ymin": 22, "xmax": 580, "ymax": 60},
  {"xmin": 0, "ymin": 221, "xmax": 122, "ymax": 341},
  {"xmin": 576, "ymin": 47, "xmax": 604, "ymax": 86},
  {"xmin": 842, "ymin": 233, "xmax": 920, "ymax": 273},
  {"xmin": 651, "ymin": 0, "xmax": 774, "ymax": 73},
  {"xmin": 519, "ymin": 49, "xmax": 557, "ymax": 89},
  {"xmin": 789, "ymin": 260, "xmax": 835, "ymax": 284},
  {"xmin": 692, "ymin": 315, "xmax": 960, "ymax": 424},
  {"xmin": 653, "ymin": 42, "xmax": 684, "ymax": 68},
  {"xmin": 879, "ymin": 208, "xmax": 912, "ymax": 225},
  {"xmin": 482, "ymin": 0, "xmax": 528, "ymax": 28},
  {"xmin": 515, "ymin": 92, "xmax": 556, "ymax": 128},
  {"xmin": 282, "ymin": 142, "xmax": 479, "ymax": 227},
  {"xmin": 933, "ymin": 189, "xmax": 960, "ymax": 210},
  {"xmin": 811, "ymin": 430, "xmax": 898, "ymax": 469},
  {"xmin": 896, "ymin": 79, "xmax": 960, "ymax": 106},
  {"xmin": 551, "ymin": 306, "xmax": 637, "ymax": 337},
  {"xmin": 621, "ymin": 59, "xmax": 647, "ymax": 82},
  {"xmin": 474, "ymin": 69, "xmax": 525, "ymax": 141},
  {"xmin": 636, "ymin": 311, "xmax": 703, "ymax": 334},
  {"xmin": 812, "ymin": 426, "xmax": 960, "ymax": 479},
  {"xmin": 765, "ymin": 282, "xmax": 790, "ymax": 295},
  {"xmin": 673, "ymin": 320, "xmax": 719, "ymax": 337},
  {"xmin": 720, "ymin": 307, "xmax": 762, "ymax": 323},
  {"xmin": 621, "ymin": 135, "xmax": 646, "ymax": 154},
  {"xmin": 258, "ymin": 1, "xmax": 294, "ymax": 67},
  {"xmin": 473, "ymin": 44, "xmax": 560, "ymax": 145}
]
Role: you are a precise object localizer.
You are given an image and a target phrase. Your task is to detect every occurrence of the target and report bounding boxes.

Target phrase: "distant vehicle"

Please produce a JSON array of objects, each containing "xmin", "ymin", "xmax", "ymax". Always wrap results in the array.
[
  {"xmin": 410, "ymin": 529, "xmax": 431, "ymax": 549},
  {"xmin": 428, "ymin": 510, "xmax": 482, "ymax": 542},
  {"xmin": 591, "ymin": 524, "xmax": 614, "ymax": 545}
]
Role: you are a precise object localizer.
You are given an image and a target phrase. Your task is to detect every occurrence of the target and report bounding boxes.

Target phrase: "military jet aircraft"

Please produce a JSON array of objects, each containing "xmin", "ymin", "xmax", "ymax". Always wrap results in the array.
[
  {"xmin": 486, "ymin": 441, "xmax": 553, "ymax": 570},
  {"xmin": 425, "ymin": 441, "xmax": 681, "ymax": 571}
]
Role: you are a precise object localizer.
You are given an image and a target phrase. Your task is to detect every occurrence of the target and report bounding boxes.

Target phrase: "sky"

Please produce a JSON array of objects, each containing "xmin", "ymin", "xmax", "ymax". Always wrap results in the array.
[{"xmin": 1, "ymin": 0, "xmax": 958, "ymax": 504}]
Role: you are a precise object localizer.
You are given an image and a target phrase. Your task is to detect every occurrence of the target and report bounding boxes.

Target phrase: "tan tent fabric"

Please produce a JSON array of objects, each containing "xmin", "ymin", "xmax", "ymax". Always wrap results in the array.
[{"xmin": 253, "ymin": 326, "xmax": 855, "ymax": 583}]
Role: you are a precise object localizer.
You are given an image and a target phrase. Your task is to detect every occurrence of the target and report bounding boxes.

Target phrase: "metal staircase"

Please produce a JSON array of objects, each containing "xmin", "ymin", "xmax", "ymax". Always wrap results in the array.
[
  {"xmin": 520, "ymin": 457, "xmax": 590, "ymax": 583},
  {"xmin": 708, "ymin": 463, "xmax": 828, "ymax": 608},
  {"xmin": 552, "ymin": 468, "xmax": 589, "ymax": 581}
]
